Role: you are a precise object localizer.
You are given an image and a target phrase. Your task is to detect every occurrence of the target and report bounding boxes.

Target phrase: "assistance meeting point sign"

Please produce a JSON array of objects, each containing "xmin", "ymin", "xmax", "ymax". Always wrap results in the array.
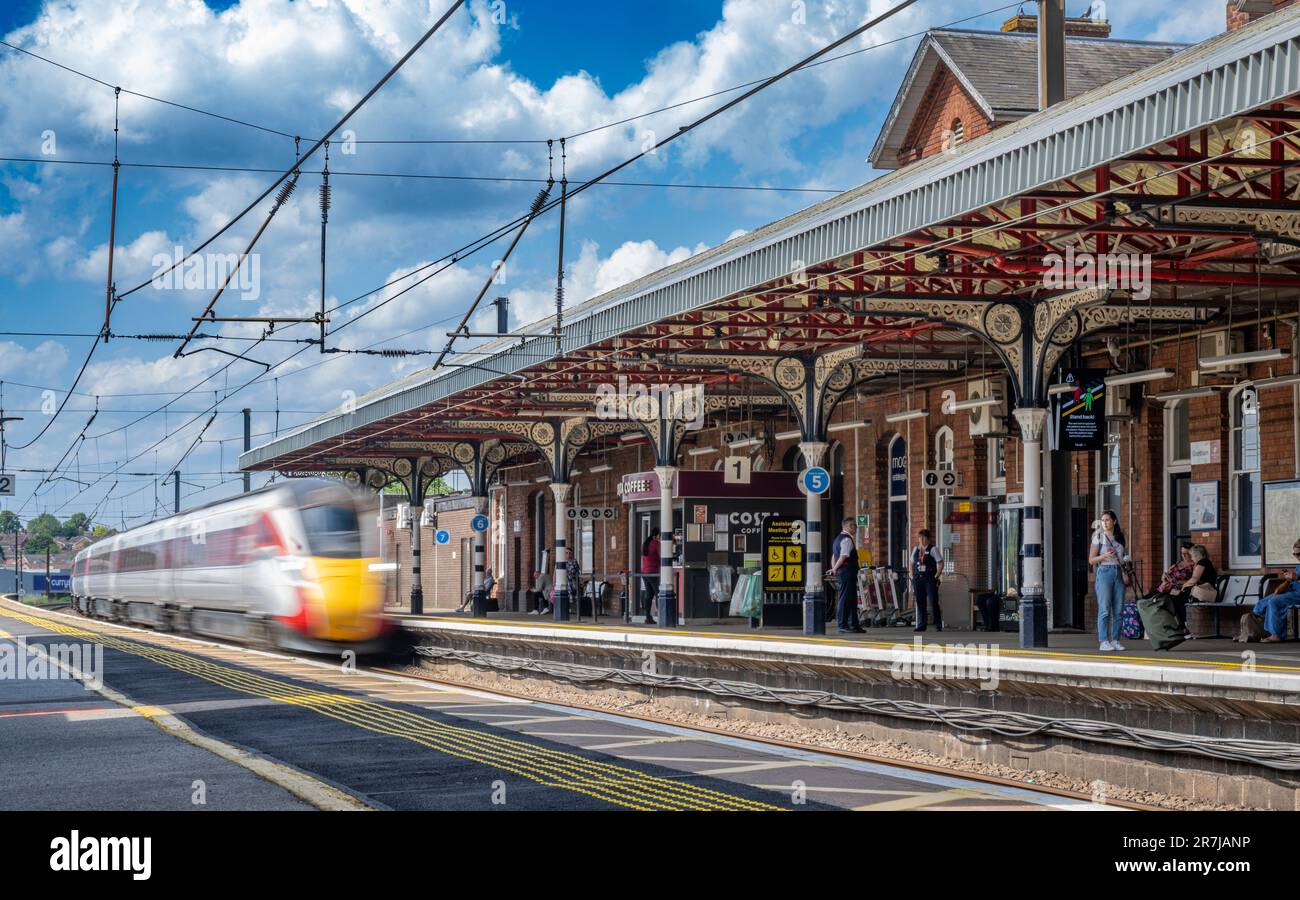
[{"xmin": 762, "ymin": 517, "xmax": 805, "ymax": 591}]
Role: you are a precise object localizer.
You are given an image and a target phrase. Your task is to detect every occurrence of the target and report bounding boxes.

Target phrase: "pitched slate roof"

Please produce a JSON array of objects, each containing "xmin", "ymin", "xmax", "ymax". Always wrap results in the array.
[{"xmin": 870, "ymin": 29, "xmax": 1187, "ymax": 169}]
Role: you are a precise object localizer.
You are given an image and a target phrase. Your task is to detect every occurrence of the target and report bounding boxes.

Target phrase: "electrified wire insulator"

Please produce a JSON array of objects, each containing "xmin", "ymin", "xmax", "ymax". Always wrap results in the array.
[
  {"xmin": 319, "ymin": 181, "xmax": 331, "ymax": 218},
  {"xmin": 529, "ymin": 186, "xmax": 550, "ymax": 217},
  {"xmin": 274, "ymin": 179, "xmax": 296, "ymax": 207}
]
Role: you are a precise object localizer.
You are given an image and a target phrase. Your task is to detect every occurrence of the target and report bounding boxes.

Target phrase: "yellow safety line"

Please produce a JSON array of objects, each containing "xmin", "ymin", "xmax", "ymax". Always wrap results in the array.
[
  {"xmin": 424, "ymin": 616, "xmax": 1300, "ymax": 674},
  {"xmin": 0, "ymin": 606, "xmax": 781, "ymax": 813}
]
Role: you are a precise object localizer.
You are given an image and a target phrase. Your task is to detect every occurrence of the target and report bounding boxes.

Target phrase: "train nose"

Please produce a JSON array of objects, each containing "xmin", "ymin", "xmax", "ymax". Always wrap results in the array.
[{"xmin": 308, "ymin": 558, "xmax": 384, "ymax": 640}]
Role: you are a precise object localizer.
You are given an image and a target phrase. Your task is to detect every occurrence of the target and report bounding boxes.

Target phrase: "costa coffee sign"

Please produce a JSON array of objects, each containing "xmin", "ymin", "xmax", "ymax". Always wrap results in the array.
[{"xmin": 618, "ymin": 472, "xmax": 662, "ymax": 503}]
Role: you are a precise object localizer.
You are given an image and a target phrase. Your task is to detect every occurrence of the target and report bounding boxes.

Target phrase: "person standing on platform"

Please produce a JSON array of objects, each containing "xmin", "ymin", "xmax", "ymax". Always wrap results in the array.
[
  {"xmin": 1089, "ymin": 510, "xmax": 1128, "ymax": 652},
  {"xmin": 829, "ymin": 517, "xmax": 864, "ymax": 634},
  {"xmin": 640, "ymin": 530, "xmax": 660, "ymax": 626},
  {"xmin": 911, "ymin": 528, "xmax": 944, "ymax": 633}
]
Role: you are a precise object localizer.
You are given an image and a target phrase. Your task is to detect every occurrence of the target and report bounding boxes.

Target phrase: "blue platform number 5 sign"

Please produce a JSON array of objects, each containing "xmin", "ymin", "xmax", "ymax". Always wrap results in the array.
[{"xmin": 802, "ymin": 467, "xmax": 830, "ymax": 495}]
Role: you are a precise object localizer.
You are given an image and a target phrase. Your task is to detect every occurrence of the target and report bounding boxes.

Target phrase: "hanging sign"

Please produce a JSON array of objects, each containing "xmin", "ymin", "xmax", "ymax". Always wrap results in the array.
[{"xmin": 1054, "ymin": 369, "xmax": 1107, "ymax": 453}]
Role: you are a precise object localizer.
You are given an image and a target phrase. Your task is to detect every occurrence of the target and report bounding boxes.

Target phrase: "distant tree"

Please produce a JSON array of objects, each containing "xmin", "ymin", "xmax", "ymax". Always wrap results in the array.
[
  {"xmin": 59, "ymin": 513, "xmax": 89, "ymax": 538},
  {"xmin": 90, "ymin": 524, "xmax": 117, "ymax": 540},
  {"xmin": 24, "ymin": 532, "xmax": 54, "ymax": 554},
  {"xmin": 26, "ymin": 513, "xmax": 60, "ymax": 539},
  {"xmin": 0, "ymin": 510, "xmax": 19, "ymax": 535}
]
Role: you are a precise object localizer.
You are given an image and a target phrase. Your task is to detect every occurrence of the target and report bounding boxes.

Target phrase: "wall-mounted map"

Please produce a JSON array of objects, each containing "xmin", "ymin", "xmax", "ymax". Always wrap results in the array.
[{"xmin": 1263, "ymin": 480, "xmax": 1300, "ymax": 566}]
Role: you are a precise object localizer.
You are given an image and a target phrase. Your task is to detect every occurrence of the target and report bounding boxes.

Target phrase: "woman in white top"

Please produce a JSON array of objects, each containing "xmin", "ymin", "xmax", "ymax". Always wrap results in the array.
[{"xmin": 1088, "ymin": 510, "xmax": 1128, "ymax": 652}]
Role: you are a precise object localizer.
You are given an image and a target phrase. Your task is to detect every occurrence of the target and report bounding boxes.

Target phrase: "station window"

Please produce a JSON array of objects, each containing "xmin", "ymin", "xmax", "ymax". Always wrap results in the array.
[
  {"xmin": 934, "ymin": 427, "xmax": 956, "ymax": 574},
  {"xmin": 1166, "ymin": 400, "xmax": 1191, "ymax": 467},
  {"xmin": 1230, "ymin": 387, "xmax": 1262, "ymax": 566},
  {"xmin": 989, "ymin": 437, "xmax": 1007, "ymax": 493},
  {"xmin": 1097, "ymin": 432, "xmax": 1122, "ymax": 516}
]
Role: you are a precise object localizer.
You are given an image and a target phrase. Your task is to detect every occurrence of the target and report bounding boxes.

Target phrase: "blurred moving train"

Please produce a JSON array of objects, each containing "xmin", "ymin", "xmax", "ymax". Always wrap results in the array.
[{"xmin": 71, "ymin": 478, "xmax": 393, "ymax": 652}]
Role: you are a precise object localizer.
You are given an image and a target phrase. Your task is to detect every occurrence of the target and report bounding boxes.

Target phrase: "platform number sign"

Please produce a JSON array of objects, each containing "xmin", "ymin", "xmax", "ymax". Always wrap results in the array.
[
  {"xmin": 435, "ymin": 530, "xmax": 452, "ymax": 546},
  {"xmin": 801, "ymin": 467, "xmax": 831, "ymax": 496},
  {"xmin": 0, "ymin": 474, "xmax": 12, "ymax": 497},
  {"xmin": 471, "ymin": 515, "xmax": 490, "ymax": 534},
  {"xmin": 724, "ymin": 455, "xmax": 752, "ymax": 485}
]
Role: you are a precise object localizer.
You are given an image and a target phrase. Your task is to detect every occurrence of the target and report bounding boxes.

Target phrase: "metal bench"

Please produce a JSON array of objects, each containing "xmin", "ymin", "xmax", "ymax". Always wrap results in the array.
[{"xmin": 1186, "ymin": 574, "xmax": 1269, "ymax": 639}]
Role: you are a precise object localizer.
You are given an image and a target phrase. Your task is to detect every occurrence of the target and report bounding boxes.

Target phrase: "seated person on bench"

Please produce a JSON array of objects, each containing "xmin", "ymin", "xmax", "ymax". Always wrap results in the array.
[
  {"xmin": 1168, "ymin": 544, "xmax": 1217, "ymax": 634},
  {"xmin": 1156, "ymin": 542, "xmax": 1196, "ymax": 597},
  {"xmin": 1252, "ymin": 539, "xmax": 1300, "ymax": 643}
]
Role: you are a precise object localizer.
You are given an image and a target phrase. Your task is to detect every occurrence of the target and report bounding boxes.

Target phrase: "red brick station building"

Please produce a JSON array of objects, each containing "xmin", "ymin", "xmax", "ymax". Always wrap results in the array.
[{"xmin": 244, "ymin": 2, "xmax": 1300, "ymax": 649}]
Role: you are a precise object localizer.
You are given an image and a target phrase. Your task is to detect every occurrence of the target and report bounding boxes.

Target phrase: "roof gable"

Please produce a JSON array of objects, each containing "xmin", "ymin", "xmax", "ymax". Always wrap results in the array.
[{"xmin": 870, "ymin": 29, "xmax": 1187, "ymax": 170}]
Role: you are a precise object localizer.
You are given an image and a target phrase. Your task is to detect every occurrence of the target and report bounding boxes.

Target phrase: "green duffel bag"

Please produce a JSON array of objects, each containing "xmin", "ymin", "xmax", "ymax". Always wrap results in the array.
[{"xmin": 1137, "ymin": 594, "xmax": 1186, "ymax": 651}]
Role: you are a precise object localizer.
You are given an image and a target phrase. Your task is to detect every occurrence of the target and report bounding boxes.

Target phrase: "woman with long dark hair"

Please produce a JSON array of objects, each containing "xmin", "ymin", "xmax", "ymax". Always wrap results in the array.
[
  {"xmin": 1088, "ymin": 510, "xmax": 1128, "ymax": 652},
  {"xmin": 640, "ymin": 529, "xmax": 660, "ymax": 625}
]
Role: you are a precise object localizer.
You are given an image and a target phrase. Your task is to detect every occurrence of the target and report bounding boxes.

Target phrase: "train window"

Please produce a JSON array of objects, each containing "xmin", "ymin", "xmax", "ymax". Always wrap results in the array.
[{"xmin": 300, "ymin": 504, "xmax": 362, "ymax": 558}]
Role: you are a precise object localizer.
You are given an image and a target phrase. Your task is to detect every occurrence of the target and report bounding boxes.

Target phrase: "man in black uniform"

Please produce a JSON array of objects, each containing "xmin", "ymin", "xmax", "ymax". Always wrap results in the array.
[
  {"xmin": 911, "ymin": 528, "xmax": 944, "ymax": 632},
  {"xmin": 829, "ymin": 517, "xmax": 864, "ymax": 634}
]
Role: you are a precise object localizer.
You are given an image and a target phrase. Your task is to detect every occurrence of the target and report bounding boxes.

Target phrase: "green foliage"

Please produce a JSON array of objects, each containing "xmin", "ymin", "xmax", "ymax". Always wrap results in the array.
[
  {"xmin": 59, "ymin": 513, "xmax": 90, "ymax": 538},
  {"xmin": 0, "ymin": 510, "xmax": 19, "ymax": 535}
]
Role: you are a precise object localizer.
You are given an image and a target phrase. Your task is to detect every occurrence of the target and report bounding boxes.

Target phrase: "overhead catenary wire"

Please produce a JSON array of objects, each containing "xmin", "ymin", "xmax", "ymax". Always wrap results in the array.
[
  {"xmin": 1, "ymin": 4, "xmax": 1017, "ymax": 151},
  {"xmin": 0, "ymin": 156, "xmax": 846, "ymax": 195},
  {"xmin": 330, "ymin": 0, "xmax": 926, "ymax": 341},
  {"xmin": 115, "ymin": 0, "xmax": 467, "ymax": 304}
]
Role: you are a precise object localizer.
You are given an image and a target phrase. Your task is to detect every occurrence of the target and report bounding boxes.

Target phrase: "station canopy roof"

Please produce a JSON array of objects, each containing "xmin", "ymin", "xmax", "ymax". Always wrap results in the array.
[{"xmin": 243, "ymin": 6, "xmax": 1300, "ymax": 477}]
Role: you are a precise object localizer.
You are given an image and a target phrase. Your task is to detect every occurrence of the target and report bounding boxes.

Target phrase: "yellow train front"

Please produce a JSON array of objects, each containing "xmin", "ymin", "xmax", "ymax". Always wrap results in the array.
[{"xmin": 72, "ymin": 479, "xmax": 396, "ymax": 655}]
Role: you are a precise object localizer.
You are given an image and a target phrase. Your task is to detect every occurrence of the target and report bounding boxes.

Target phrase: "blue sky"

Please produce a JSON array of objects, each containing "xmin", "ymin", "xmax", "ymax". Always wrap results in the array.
[{"xmin": 0, "ymin": 0, "xmax": 1231, "ymax": 529}]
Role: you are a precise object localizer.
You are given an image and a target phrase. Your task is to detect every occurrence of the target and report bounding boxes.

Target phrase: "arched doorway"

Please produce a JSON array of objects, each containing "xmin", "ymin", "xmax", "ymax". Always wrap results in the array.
[{"xmin": 887, "ymin": 434, "xmax": 909, "ymax": 572}]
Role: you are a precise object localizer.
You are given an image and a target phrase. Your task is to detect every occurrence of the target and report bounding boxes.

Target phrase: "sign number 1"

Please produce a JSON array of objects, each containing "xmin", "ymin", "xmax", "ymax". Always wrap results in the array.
[{"xmin": 725, "ymin": 456, "xmax": 752, "ymax": 485}]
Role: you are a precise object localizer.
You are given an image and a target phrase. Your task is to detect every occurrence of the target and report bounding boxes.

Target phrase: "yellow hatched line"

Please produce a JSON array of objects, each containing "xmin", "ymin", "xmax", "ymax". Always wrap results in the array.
[{"xmin": 0, "ymin": 608, "xmax": 780, "ymax": 813}]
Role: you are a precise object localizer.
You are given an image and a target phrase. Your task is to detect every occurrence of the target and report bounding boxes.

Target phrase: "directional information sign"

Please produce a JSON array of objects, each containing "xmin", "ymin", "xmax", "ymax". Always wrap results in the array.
[
  {"xmin": 923, "ymin": 470, "xmax": 958, "ymax": 490},
  {"xmin": 566, "ymin": 507, "xmax": 618, "ymax": 521}
]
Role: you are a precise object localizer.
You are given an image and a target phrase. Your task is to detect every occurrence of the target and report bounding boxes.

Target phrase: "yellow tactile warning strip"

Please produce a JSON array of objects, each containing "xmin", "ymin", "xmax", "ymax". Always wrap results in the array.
[
  {"xmin": 0, "ymin": 606, "xmax": 781, "ymax": 812},
  {"xmin": 422, "ymin": 616, "xmax": 1300, "ymax": 674}
]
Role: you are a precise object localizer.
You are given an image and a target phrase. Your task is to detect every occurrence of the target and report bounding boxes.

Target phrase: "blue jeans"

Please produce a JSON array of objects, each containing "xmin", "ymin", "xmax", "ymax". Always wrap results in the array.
[
  {"xmin": 1096, "ymin": 565, "xmax": 1125, "ymax": 643},
  {"xmin": 1252, "ymin": 585, "xmax": 1300, "ymax": 638}
]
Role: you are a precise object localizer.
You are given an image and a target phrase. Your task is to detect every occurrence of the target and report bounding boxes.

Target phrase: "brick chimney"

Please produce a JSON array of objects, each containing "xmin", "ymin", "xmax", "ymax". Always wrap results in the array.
[
  {"xmin": 1228, "ymin": 0, "xmax": 1298, "ymax": 31},
  {"xmin": 1002, "ymin": 8, "xmax": 1112, "ymax": 38}
]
